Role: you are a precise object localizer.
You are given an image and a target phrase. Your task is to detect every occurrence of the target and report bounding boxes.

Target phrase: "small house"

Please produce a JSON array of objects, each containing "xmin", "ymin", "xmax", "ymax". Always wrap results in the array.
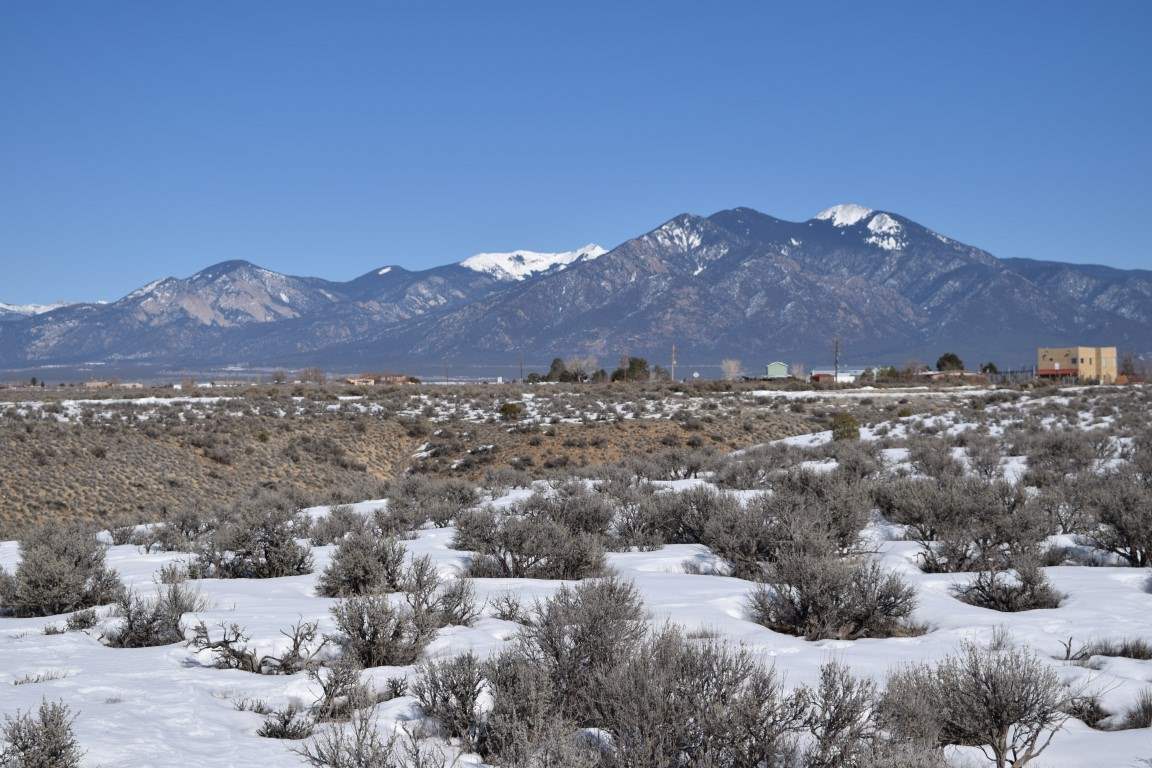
[
  {"xmin": 1037, "ymin": 346, "xmax": 1117, "ymax": 383},
  {"xmin": 810, "ymin": 368, "xmax": 866, "ymax": 384},
  {"xmin": 765, "ymin": 361, "xmax": 790, "ymax": 380}
]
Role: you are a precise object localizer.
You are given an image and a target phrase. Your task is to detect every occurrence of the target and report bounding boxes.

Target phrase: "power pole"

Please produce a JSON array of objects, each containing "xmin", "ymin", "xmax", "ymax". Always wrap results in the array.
[
  {"xmin": 833, "ymin": 336, "xmax": 841, "ymax": 382},
  {"xmin": 670, "ymin": 343, "xmax": 677, "ymax": 382},
  {"xmin": 518, "ymin": 350, "xmax": 524, "ymax": 383}
]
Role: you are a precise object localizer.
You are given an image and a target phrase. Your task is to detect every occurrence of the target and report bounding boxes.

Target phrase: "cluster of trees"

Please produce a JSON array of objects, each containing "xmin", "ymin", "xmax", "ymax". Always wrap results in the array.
[
  {"xmin": 528, "ymin": 357, "xmax": 606, "ymax": 383},
  {"xmin": 527, "ymin": 356, "xmax": 671, "ymax": 384}
]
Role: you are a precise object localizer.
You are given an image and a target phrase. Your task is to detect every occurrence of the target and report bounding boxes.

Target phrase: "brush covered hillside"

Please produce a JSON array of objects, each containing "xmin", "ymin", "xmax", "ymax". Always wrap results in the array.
[{"xmin": 2, "ymin": 206, "xmax": 1149, "ymax": 370}]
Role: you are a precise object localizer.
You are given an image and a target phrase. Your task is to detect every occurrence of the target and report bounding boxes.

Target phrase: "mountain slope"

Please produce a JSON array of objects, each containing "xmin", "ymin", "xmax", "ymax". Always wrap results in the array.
[
  {"xmin": 354, "ymin": 205, "xmax": 1108, "ymax": 367},
  {"xmin": 1, "ymin": 209, "xmax": 1148, "ymax": 371}
]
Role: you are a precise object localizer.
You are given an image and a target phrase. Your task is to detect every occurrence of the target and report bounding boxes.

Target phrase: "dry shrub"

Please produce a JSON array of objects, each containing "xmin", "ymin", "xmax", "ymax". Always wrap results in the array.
[
  {"xmin": 316, "ymin": 532, "xmax": 406, "ymax": 597},
  {"xmin": 195, "ymin": 497, "xmax": 313, "ymax": 579},
  {"xmin": 881, "ymin": 641, "xmax": 1069, "ymax": 767},
  {"xmin": 454, "ymin": 505, "xmax": 606, "ymax": 580},
  {"xmin": 388, "ymin": 476, "xmax": 479, "ymax": 528},
  {"xmin": 1084, "ymin": 466, "xmax": 1152, "ymax": 567},
  {"xmin": 0, "ymin": 700, "xmax": 82, "ymax": 768},
  {"xmin": 0, "ymin": 523, "xmax": 124, "ymax": 618},
  {"xmin": 748, "ymin": 555, "xmax": 919, "ymax": 640},
  {"xmin": 103, "ymin": 582, "xmax": 206, "ymax": 648},
  {"xmin": 951, "ymin": 558, "xmax": 1063, "ymax": 612},
  {"xmin": 309, "ymin": 505, "xmax": 368, "ymax": 546}
]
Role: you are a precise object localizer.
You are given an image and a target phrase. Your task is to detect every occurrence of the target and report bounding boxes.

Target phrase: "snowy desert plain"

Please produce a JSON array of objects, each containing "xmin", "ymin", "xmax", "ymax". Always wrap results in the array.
[{"xmin": 2, "ymin": 383, "xmax": 1152, "ymax": 767}]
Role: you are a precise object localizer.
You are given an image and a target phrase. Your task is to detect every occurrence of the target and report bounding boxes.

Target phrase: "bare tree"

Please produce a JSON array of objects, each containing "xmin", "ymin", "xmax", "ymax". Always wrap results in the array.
[
  {"xmin": 298, "ymin": 367, "xmax": 327, "ymax": 385},
  {"xmin": 721, "ymin": 358, "xmax": 743, "ymax": 381}
]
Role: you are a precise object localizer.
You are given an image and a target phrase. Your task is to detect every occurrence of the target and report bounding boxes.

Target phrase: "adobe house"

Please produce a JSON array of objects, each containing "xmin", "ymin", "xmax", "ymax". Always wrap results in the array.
[{"xmin": 1037, "ymin": 346, "xmax": 1117, "ymax": 383}]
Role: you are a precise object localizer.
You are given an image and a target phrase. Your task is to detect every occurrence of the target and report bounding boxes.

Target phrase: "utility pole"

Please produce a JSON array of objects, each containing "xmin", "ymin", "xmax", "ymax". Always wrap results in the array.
[
  {"xmin": 518, "ymin": 350, "xmax": 524, "ymax": 383},
  {"xmin": 833, "ymin": 336, "xmax": 841, "ymax": 382},
  {"xmin": 670, "ymin": 343, "xmax": 677, "ymax": 382}
]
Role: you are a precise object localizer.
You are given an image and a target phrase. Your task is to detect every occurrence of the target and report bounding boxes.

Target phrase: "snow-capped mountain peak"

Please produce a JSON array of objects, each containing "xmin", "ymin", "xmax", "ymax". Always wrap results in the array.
[
  {"xmin": 865, "ymin": 213, "xmax": 905, "ymax": 251},
  {"xmin": 460, "ymin": 244, "xmax": 606, "ymax": 281},
  {"xmin": 814, "ymin": 203, "xmax": 874, "ymax": 227}
]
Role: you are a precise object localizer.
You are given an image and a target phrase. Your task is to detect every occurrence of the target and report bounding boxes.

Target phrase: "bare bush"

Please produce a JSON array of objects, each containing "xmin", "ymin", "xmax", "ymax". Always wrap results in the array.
[
  {"xmin": 825, "ymin": 439, "xmax": 882, "ymax": 480},
  {"xmin": 951, "ymin": 559, "xmax": 1062, "ymax": 612},
  {"xmin": 908, "ymin": 437, "xmax": 964, "ymax": 480},
  {"xmin": 712, "ymin": 443, "xmax": 803, "ymax": 490},
  {"xmin": 704, "ymin": 470, "xmax": 869, "ymax": 580},
  {"xmin": 748, "ymin": 555, "xmax": 919, "ymax": 640},
  {"xmin": 1084, "ymin": 466, "xmax": 1152, "ymax": 566},
  {"xmin": 591, "ymin": 625, "xmax": 807, "ymax": 767},
  {"xmin": 195, "ymin": 498, "xmax": 313, "ymax": 579},
  {"xmin": 877, "ymin": 476, "xmax": 1045, "ymax": 573},
  {"xmin": 454, "ymin": 506, "xmax": 606, "ymax": 580},
  {"xmin": 309, "ymin": 505, "xmax": 368, "ymax": 546},
  {"xmin": 310, "ymin": 655, "xmax": 374, "ymax": 723},
  {"xmin": 64, "ymin": 608, "xmax": 97, "ymax": 632},
  {"xmin": 489, "ymin": 593, "xmax": 528, "ymax": 624},
  {"xmin": 328, "ymin": 595, "xmax": 432, "ymax": 668},
  {"xmin": 1062, "ymin": 636, "xmax": 1152, "ymax": 663},
  {"xmin": 294, "ymin": 706, "xmax": 397, "ymax": 768},
  {"xmin": 257, "ymin": 703, "xmax": 314, "ymax": 740},
  {"xmin": 103, "ymin": 582, "xmax": 206, "ymax": 647},
  {"xmin": 520, "ymin": 483, "xmax": 614, "ymax": 537},
  {"xmin": 138, "ymin": 507, "xmax": 215, "ymax": 553},
  {"xmin": 190, "ymin": 619, "xmax": 327, "ymax": 674},
  {"xmin": 882, "ymin": 641, "xmax": 1070, "ymax": 768},
  {"xmin": 413, "ymin": 652, "xmax": 485, "ymax": 748},
  {"xmin": 651, "ymin": 485, "xmax": 741, "ymax": 545},
  {"xmin": 316, "ymin": 532, "xmax": 406, "ymax": 597},
  {"xmin": 963, "ymin": 432, "xmax": 1003, "ymax": 480},
  {"xmin": 1030, "ymin": 477, "xmax": 1093, "ymax": 536},
  {"xmin": 804, "ymin": 660, "xmax": 878, "ymax": 768},
  {"xmin": 516, "ymin": 576, "xmax": 646, "ymax": 723},
  {"xmin": 1022, "ymin": 429, "xmax": 1096, "ymax": 486},
  {"xmin": 388, "ymin": 476, "xmax": 479, "ymax": 528},
  {"xmin": 483, "ymin": 648, "xmax": 592, "ymax": 767},
  {"xmin": 0, "ymin": 700, "xmax": 82, "ymax": 768},
  {"xmin": 0, "ymin": 523, "xmax": 124, "ymax": 618}
]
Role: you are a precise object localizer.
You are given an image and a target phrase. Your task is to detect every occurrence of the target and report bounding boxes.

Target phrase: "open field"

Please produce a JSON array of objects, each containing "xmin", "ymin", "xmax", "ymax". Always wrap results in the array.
[
  {"xmin": 0, "ymin": 380, "xmax": 966, "ymax": 536},
  {"xmin": 2, "ymin": 382, "xmax": 1150, "ymax": 766}
]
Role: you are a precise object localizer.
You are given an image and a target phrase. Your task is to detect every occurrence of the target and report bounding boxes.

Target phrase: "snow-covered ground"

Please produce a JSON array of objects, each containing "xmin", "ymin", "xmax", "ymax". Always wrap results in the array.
[
  {"xmin": 5, "ymin": 520, "xmax": 1152, "ymax": 766},
  {"xmin": 2, "ymin": 386, "xmax": 1150, "ymax": 766}
]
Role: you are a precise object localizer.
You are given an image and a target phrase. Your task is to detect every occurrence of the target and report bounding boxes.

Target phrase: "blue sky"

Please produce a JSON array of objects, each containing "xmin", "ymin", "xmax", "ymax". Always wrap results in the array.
[{"xmin": 2, "ymin": 1, "xmax": 1149, "ymax": 303}]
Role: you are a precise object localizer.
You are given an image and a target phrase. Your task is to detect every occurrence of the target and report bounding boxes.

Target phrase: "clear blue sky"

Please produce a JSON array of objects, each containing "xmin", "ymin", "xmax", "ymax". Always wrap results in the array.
[{"xmin": 2, "ymin": 1, "xmax": 1149, "ymax": 303}]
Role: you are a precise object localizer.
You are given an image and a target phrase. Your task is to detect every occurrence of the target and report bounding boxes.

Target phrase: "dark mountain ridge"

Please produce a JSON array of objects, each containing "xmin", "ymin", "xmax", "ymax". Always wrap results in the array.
[{"xmin": 1, "ymin": 205, "xmax": 1147, "ymax": 372}]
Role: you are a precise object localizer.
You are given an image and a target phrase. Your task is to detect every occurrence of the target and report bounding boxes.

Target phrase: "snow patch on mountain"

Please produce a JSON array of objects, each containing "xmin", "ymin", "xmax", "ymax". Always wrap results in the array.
[
  {"xmin": 0, "ymin": 302, "xmax": 69, "ymax": 316},
  {"xmin": 814, "ymin": 203, "xmax": 873, "ymax": 227},
  {"xmin": 653, "ymin": 219, "xmax": 705, "ymax": 252},
  {"xmin": 124, "ymin": 279, "xmax": 167, "ymax": 301},
  {"xmin": 460, "ymin": 244, "xmax": 606, "ymax": 281},
  {"xmin": 865, "ymin": 213, "xmax": 905, "ymax": 251},
  {"xmin": 377, "ymin": 266, "xmax": 393, "ymax": 276}
]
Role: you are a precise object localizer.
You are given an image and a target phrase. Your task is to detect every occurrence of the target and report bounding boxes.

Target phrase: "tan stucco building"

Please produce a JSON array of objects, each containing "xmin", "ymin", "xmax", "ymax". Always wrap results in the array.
[{"xmin": 1037, "ymin": 346, "xmax": 1117, "ymax": 383}]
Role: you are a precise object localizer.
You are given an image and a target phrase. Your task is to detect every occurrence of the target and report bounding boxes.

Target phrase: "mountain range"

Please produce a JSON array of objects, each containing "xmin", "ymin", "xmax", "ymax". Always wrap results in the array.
[{"xmin": 2, "ymin": 205, "xmax": 1149, "ymax": 375}]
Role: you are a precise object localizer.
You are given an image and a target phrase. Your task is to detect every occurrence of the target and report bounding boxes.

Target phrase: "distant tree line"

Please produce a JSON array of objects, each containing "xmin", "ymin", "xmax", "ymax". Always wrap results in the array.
[{"xmin": 526, "ymin": 356, "xmax": 670, "ymax": 384}]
